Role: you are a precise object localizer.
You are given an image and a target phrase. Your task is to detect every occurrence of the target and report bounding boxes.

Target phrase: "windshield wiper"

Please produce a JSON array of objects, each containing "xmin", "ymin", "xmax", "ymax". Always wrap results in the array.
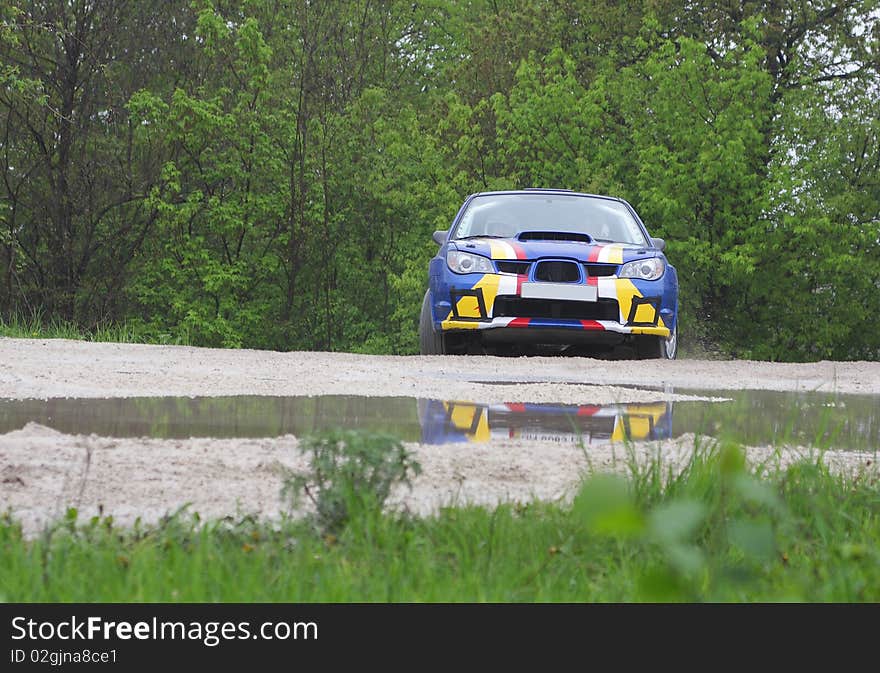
[{"xmin": 454, "ymin": 234, "xmax": 510, "ymax": 240}]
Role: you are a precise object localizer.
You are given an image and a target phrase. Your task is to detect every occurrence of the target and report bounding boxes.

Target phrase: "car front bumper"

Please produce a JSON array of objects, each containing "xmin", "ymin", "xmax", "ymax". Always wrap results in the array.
[{"xmin": 433, "ymin": 271, "xmax": 676, "ymax": 338}]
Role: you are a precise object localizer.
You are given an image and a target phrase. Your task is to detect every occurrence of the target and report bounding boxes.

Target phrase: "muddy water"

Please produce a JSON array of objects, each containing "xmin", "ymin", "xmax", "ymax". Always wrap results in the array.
[{"xmin": 0, "ymin": 389, "xmax": 877, "ymax": 450}]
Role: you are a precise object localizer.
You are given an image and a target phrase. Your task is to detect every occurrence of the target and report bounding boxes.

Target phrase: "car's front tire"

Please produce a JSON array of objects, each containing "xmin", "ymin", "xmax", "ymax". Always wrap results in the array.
[
  {"xmin": 419, "ymin": 290, "xmax": 448, "ymax": 355},
  {"xmin": 662, "ymin": 320, "xmax": 678, "ymax": 359}
]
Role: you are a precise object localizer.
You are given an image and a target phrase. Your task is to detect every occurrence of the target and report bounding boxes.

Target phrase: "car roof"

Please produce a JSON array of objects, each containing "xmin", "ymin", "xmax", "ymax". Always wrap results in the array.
[{"xmin": 469, "ymin": 188, "xmax": 626, "ymax": 203}]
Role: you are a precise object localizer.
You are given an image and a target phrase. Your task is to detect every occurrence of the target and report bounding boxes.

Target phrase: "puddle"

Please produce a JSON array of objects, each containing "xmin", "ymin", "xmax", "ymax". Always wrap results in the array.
[
  {"xmin": 672, "ymin": 388, "xmax": 879, "ymax": 451},
  {"xmin": 0, "ymin": 389, "xmax": 877, "ymax": 450},
  {"xmin": 0, "ymin": 396, "xmax": 422, "ymax": 441}
]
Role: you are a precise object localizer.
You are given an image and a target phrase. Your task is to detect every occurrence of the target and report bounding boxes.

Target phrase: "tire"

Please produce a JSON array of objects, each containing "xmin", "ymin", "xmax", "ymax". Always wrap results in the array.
[
  {"xmin": 419, "ymin": 290, "xmax": 447, "ymax": 355},
  {"xmin": 662, "ymin": 319, "xmax": 678, "ymax": 360},
  {"xmin": 636, "ymin": 320, "xmax": 678, "ymax": 359}
]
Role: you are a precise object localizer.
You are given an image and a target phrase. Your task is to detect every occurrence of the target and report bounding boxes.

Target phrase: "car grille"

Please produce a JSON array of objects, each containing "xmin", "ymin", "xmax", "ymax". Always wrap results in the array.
[
  {"xmin": 496, "ymin": 262, "xmax": 618, "ymax": 277},
  {"xmin": 494, "ymin": 296, "xmax": 619, "ymax": 321},
  {"xmin": 583, "ymin": 263, "xmax": 618, "ymax": 277},
  {"xmin": 534, "ymin": 260, "xmax": 581, "ymax": 282},
  {"xmin": 495, "ymin": 261, "xmax": 531, "ymax": 275}
]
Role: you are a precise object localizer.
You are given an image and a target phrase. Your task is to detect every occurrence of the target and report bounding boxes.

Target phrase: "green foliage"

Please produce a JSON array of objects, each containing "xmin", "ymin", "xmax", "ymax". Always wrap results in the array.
[
  {"xmin": 2, "ymin": 444, "xmax": 878, "ymax": 601},
  {"xmin": 1, "ymin": 0, "xmax": 878, "ymax": 360},
  {"xmin": 282, "ymin": 430, "xmax": 422, "ymax": 533},
  {"xmin": 0, "ymin": 309, "xmax": 190, "ymax": 345}
]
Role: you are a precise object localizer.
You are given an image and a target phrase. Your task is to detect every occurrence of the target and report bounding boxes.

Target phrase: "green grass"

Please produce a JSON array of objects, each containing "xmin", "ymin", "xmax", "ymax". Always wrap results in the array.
[
  {"xmin": 0, "ymin": 310, "xmax": 191, "ymax": 346},
  {"xmin": 2, "ymin": 441, "xmax": 877, "ymax": 602}
]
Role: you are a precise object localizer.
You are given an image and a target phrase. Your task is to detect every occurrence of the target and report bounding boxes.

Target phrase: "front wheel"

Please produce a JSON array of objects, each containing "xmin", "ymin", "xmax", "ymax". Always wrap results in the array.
[
  {"xmin": 419, "ymin": 290, "xmax": 447, "ymax": 355},
  {"xmin": 661, "ymin": 320, "xmax": 678, "ymax": 359}
]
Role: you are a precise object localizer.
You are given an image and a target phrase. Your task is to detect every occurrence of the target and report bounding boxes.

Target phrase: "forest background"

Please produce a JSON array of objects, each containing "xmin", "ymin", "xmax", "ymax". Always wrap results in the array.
[{"xmin": 1, "ymin": 0, "xmax": 878, "ymax": 360}]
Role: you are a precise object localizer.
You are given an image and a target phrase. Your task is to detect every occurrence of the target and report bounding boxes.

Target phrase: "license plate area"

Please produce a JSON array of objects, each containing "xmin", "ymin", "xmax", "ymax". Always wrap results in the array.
[{"xmin": 520, "ymin": 283, "xmax": 598, "ymax": 302}]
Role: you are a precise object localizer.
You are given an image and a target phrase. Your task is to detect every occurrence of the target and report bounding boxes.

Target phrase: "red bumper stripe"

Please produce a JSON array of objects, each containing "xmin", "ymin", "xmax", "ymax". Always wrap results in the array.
[
  {"xmin": 580, "ymin": 320, "xmax": 604, "ymax": 330},
  {"xmin": 509, "ymin": 318, "xmax": 531, "ymax": 328}
]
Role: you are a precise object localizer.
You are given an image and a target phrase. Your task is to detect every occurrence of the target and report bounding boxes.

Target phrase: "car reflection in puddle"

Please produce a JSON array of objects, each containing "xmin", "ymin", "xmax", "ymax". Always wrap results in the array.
[{"xmin": 418, "ymin": 399, "xmax": 673, "ymax": 445}]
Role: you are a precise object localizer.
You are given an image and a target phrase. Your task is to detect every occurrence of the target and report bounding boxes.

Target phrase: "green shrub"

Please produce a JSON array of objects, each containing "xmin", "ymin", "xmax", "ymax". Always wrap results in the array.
[{"xmin": 282, "ymin": 430, "xmax": 422, "ymax": 533}]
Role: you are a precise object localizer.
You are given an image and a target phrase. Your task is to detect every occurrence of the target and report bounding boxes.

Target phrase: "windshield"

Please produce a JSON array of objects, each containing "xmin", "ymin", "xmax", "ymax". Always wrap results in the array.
[{"xmin": 453, "ymin": 193, "xmax": 649, "ymax": 246}]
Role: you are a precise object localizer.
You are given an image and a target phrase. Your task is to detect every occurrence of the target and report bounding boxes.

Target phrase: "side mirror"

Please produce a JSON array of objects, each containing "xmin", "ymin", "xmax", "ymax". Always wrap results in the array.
[
  {"xmin": 432, "ymin": 230, "xmax": 448, "ymax": 246},
  {"xmin": 651, "ymin": 237, "xmax": 666, "ymax": 251}
]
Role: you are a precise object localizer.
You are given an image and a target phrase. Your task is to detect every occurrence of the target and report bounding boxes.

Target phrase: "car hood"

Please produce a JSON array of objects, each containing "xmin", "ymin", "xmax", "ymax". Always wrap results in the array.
[{"xmin": 451, "ymin": 236, "xmax": 659, "ymax": 263}]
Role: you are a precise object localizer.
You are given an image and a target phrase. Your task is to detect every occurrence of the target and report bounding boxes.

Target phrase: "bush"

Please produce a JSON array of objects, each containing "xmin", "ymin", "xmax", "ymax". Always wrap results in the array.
[{"xmin": 282, "ymin": 430, "xmax": 422, "ymax": 533}]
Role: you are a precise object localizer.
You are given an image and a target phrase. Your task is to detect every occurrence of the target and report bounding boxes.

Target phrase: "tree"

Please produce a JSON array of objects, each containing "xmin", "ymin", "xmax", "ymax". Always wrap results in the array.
[{"xmin": 0, "ymin": 0, "xmax": 196, "ymax": 322}]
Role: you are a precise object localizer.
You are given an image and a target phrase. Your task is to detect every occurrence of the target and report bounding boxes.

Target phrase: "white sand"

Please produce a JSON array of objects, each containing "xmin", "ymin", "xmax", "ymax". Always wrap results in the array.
[
  {"xmin": 1, "ymin": 422, "xmax": 875, "ymax": 536},
  {"xmin": 0, "ymin": 337, "xmax": 877, "ymax": 401}
]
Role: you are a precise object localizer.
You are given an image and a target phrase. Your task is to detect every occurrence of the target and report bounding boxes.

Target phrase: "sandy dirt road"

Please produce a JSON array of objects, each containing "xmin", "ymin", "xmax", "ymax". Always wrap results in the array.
[
  {"xmin": 1, "ymin": 338, "xmax": 877, "ymax": 534},
  {"xmin": 1, "ymin": 337, "xmax": 878, "ymax": 401}
]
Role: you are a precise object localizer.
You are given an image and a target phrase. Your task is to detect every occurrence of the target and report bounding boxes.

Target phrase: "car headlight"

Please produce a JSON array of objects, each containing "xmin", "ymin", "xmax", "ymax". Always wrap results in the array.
[
  {"xmin": 447, "ymin": 250, "xmax": 494, "ymax": 274},
  {"xmin": 618, "ymin": 257, "xmax": 665, "ymax": 281}
]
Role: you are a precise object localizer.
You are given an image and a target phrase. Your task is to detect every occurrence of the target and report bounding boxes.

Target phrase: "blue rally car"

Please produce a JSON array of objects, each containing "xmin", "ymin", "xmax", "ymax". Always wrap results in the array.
[{"xmin": 420, "ymin": 189, "xmax": 678, "ymax": 358}]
